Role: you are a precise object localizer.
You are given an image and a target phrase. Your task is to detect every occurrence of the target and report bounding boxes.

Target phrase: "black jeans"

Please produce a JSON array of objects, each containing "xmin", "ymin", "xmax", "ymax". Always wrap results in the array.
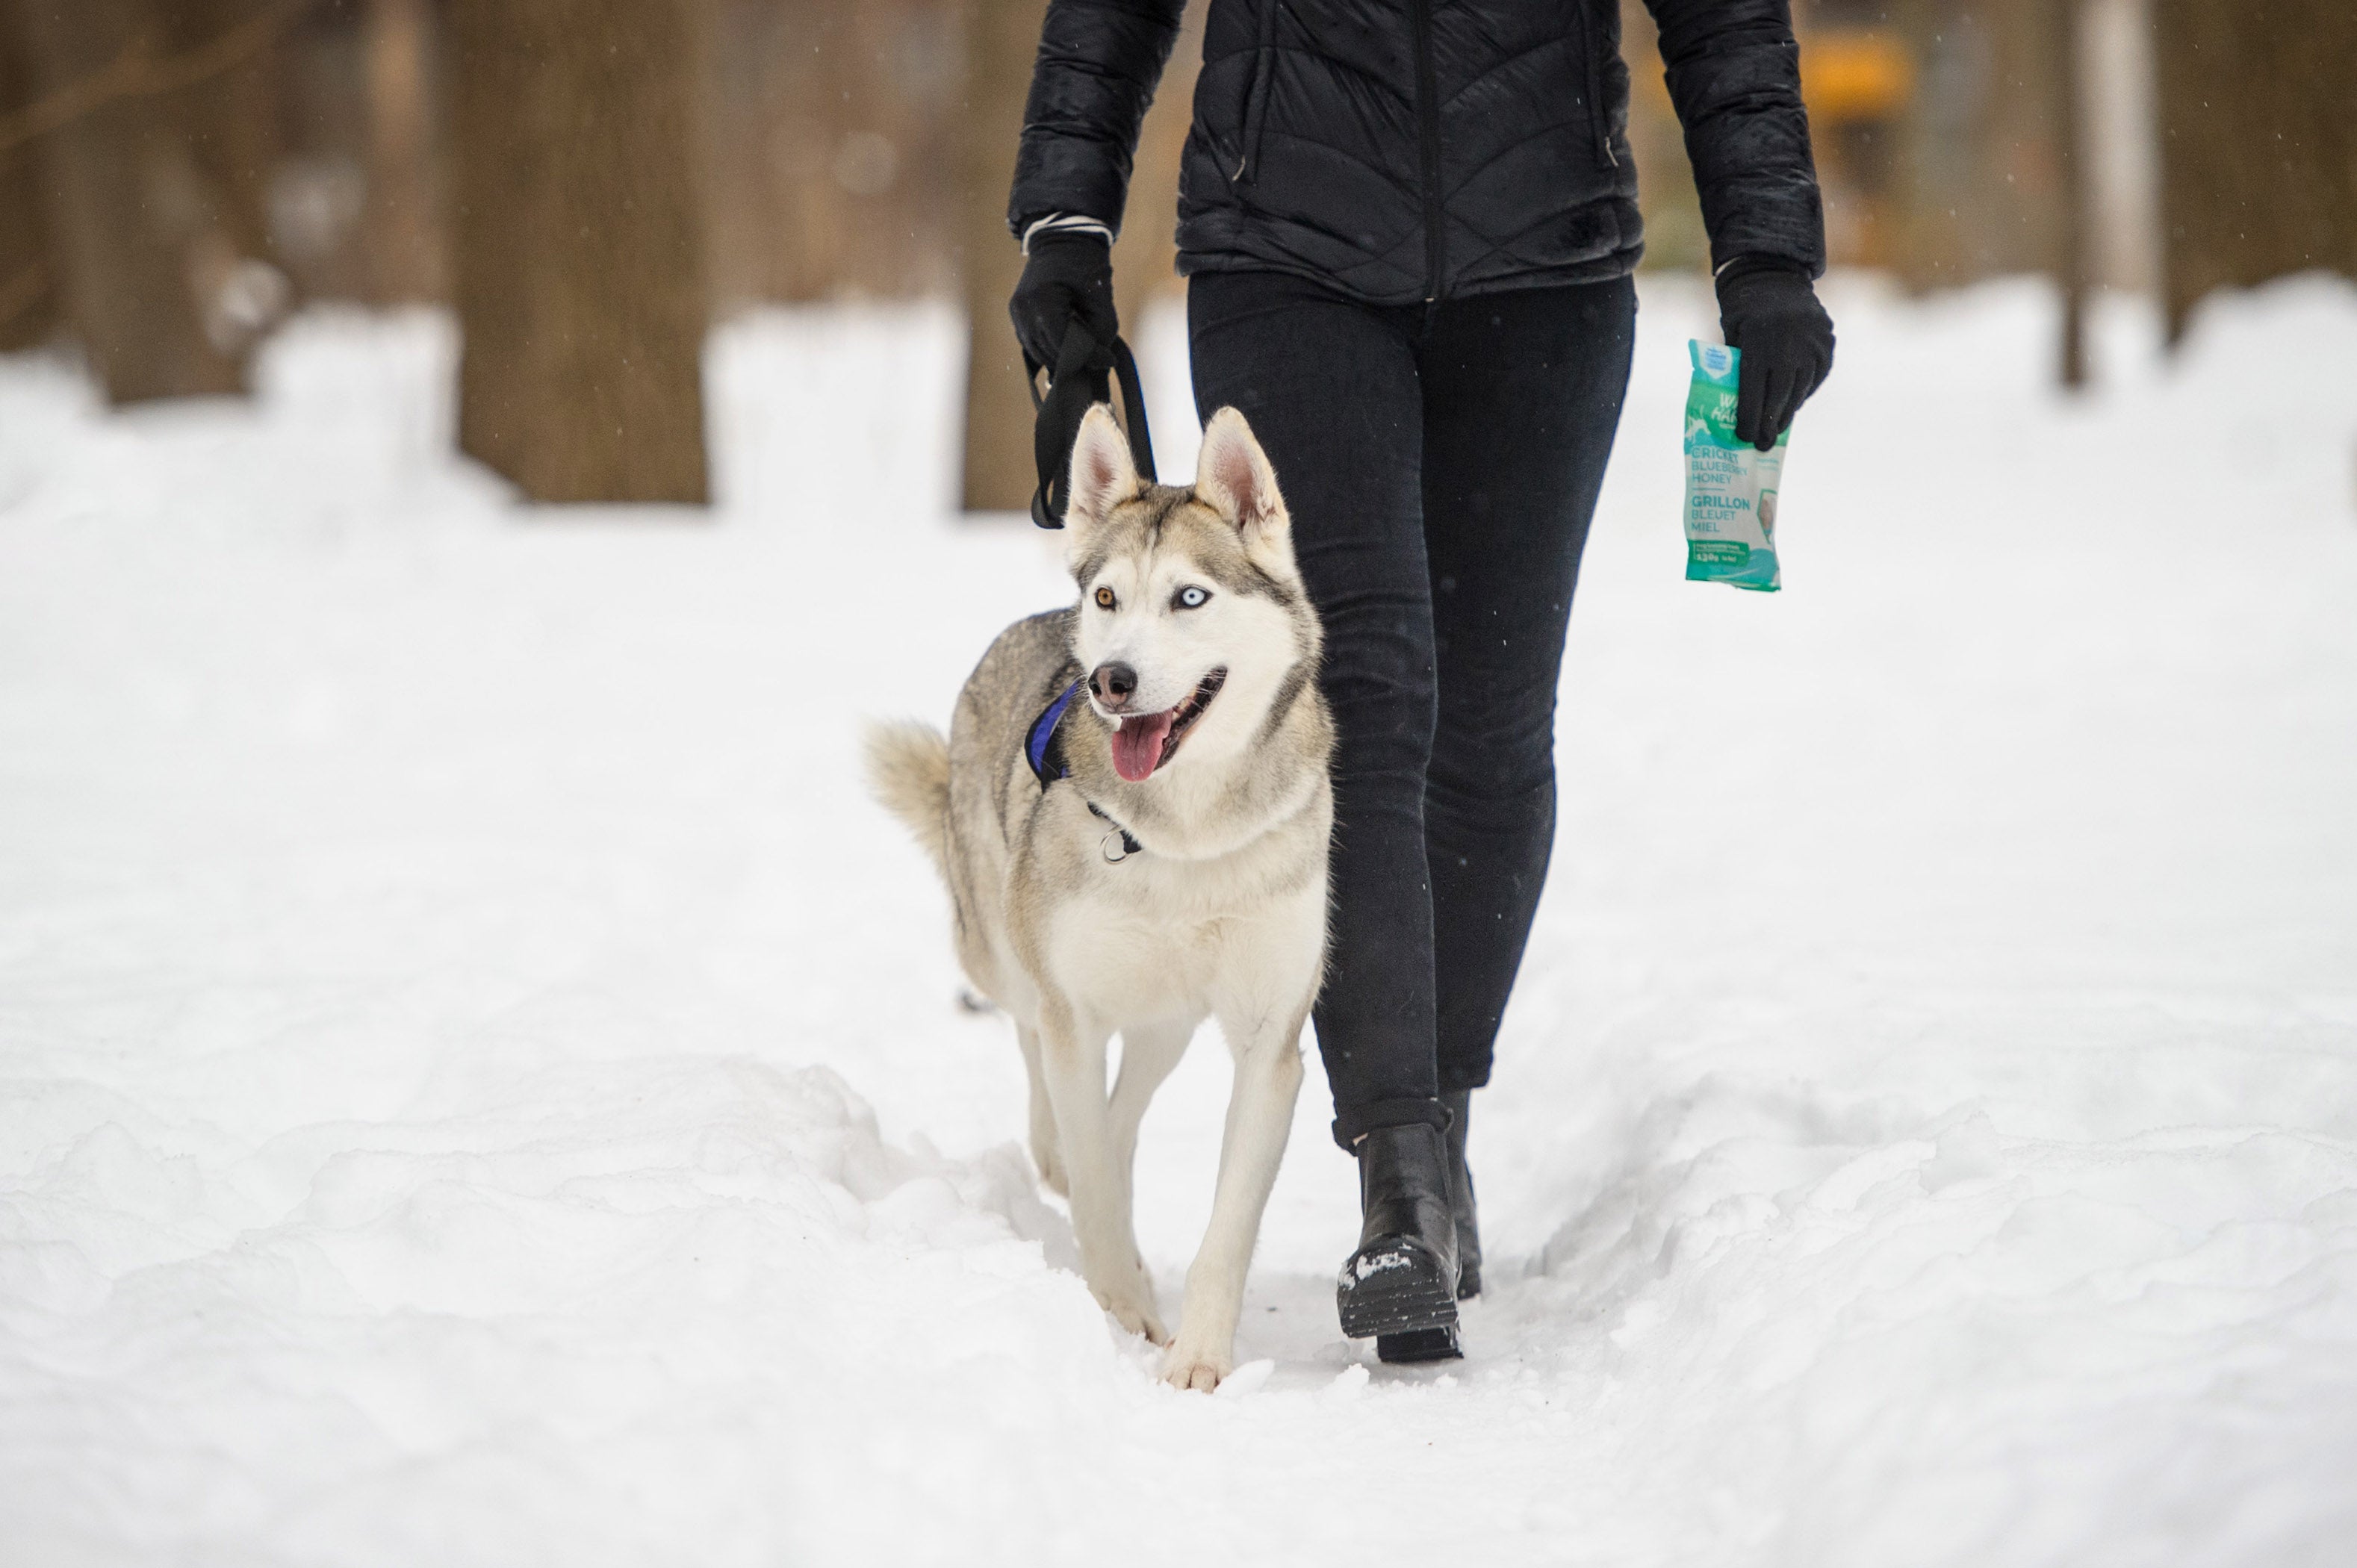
[{"xmin": 1188, "ymin": 269, "xmax": 1636, "ymax": 1145}]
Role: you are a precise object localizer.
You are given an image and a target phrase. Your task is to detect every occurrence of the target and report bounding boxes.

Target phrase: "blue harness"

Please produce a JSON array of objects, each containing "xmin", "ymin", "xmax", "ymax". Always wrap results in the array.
[{"xmin": 1025, "ymin": 679, "xmax": 1145, "ymax": 861}]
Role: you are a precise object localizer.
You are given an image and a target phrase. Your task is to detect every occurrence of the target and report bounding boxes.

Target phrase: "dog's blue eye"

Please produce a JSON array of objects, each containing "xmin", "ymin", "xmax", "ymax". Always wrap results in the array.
[{"xmin": 1174, "ymin": 585, "xmax": 1210, "ymax": 610}]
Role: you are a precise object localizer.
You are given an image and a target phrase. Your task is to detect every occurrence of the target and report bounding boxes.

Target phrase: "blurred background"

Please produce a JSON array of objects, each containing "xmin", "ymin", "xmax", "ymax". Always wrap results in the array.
[
  {"xmin": 1, "ymin": 0, "xmax": 2351, "ymax": 508},
  {"xmin": 4, "ymin": 11, "xmax": 2356, "ymax": 1552}
]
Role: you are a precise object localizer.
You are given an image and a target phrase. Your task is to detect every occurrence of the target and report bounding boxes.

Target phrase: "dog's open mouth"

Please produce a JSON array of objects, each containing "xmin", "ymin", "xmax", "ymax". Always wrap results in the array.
[{"xmin": 1109, "ymin": 668, "xmax": 1227, "ymax": 783}]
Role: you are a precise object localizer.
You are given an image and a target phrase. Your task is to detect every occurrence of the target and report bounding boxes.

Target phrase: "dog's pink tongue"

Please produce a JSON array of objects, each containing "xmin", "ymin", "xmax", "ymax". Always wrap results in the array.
[{"xmin": 1111, "ymin": 711, "xmax": 1175, "ymax": 782}]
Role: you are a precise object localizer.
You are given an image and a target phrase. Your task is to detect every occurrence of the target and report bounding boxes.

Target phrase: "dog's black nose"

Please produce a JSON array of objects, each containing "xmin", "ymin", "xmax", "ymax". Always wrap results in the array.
[{"xmin": 1091, "ymin": 662, "xmax": 1137, "ymax": 708}]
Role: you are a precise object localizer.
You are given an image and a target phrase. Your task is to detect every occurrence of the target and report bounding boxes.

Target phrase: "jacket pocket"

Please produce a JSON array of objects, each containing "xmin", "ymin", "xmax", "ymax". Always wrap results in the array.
[
  {"xmin": 1232, "ymin": 0, "xmax": 1281, "ymax": 183},
  {"xmin": 1574, "ymin": 0, "xmax": 1617, "ymax": 169}
]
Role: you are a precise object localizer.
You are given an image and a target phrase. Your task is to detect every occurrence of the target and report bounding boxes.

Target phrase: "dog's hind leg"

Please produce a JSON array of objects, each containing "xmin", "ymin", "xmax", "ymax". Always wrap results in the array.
[
  {"xmin": 1108, "ymin": 1018, "xmax": 1198, "ymax": 1232},
  {"xmin": 1037, "ymin": 998, "xmax": 1167, "ymax": 1345},
  {"xmin": 1161, "ymin": 1004, "xmax": 1308, "ymax": 1391},
  {"xmin": 1015, "ymin": 1021, "xmax": 1066, "ymax": 1196}
]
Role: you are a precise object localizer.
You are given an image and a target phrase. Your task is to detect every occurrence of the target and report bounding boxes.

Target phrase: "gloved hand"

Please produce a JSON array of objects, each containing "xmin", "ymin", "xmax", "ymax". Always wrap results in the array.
[
  {"xmin": 1008, "ymin": 230, "xmax": 1118, "ymax": 373},
  {"xmin": 1715, "ymin": 258, "xmax": 1835, "ymax": 451}
]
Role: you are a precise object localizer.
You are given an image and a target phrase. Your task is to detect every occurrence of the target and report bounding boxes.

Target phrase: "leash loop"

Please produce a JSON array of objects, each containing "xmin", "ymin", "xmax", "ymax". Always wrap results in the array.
[{"xmin": 1025, "ymin": 320, "xmax": 1157, "ymax": 529}]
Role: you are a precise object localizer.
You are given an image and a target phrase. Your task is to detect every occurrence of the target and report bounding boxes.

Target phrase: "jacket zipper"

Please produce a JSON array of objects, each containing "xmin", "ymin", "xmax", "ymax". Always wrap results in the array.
[
  {"xmin": 1232, "ymin": 0, "xmax": 1282, "ymax": 181},
  {"xmin": 1577, "ymin": 0, "xmax": 1617, "ymax": 169},
  {"xmin": 1408, "ymin": 0, "xmax": 1444, "ymax": 299}
]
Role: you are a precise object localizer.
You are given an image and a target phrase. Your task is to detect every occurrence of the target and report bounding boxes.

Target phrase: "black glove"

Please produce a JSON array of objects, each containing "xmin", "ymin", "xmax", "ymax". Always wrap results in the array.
[
  {"xmin": 1008, "ymin": 231, "xmax": 1118, "ymax": 373},
  {"xmin": 1715, "ymin": 258, "xmax": 1835, "ymax": 451}
]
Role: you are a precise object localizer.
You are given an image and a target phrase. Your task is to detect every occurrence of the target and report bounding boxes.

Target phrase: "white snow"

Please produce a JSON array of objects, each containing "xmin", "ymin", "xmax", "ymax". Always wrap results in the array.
[{"xmin": 4, "ymin": 276, "xmax": 2356, "ymax": 1566}]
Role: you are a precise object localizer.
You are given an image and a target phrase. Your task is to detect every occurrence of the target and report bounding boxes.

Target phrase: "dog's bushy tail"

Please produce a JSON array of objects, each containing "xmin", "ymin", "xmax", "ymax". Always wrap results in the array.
[{"xmin": 863, "ymin": 720, "xmax": 952, "ymax": 880}]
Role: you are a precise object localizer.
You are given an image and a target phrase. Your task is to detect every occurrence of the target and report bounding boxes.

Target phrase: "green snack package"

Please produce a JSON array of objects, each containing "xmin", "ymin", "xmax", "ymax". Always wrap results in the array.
[{"xmin": 1683, "ymin": 340, "xmax": 1785, "ymax": 592}]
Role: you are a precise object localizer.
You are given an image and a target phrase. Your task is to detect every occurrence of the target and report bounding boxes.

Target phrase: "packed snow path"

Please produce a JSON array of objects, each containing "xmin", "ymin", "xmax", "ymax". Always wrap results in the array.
[{"xmin": 4, "ymin": 279, "xmax": 2356, "ymax": 1566}]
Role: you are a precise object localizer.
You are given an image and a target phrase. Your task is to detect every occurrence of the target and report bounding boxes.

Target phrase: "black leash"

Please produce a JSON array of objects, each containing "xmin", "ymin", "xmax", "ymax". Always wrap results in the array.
[
  {"xmin": 1025, "ymin": 320, "xmax": 1157, "ymax": 530},
  {"xmin": 1018, "ymin": 324, "xmax": 1157, "ymax": 862}
]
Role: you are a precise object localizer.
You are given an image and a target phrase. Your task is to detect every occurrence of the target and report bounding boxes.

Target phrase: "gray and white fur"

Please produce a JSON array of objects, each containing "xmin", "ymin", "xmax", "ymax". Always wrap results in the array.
[{"xmin": 866, "ymin": 405, "xmax": 1333, "ymax": 1391}]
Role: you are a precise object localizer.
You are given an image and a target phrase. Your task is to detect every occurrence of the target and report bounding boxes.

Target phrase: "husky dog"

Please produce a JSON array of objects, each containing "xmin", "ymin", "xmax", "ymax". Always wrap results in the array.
[{"xmin": 866, "ymin": 405, "xmax": 1332, "ymax": 1391}]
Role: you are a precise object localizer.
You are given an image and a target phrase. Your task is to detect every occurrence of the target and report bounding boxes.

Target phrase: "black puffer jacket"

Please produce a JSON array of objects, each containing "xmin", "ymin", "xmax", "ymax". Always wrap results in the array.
[{"xmin": 1010, "ymin": 0, "xmax": 1824, "ymax": 305}]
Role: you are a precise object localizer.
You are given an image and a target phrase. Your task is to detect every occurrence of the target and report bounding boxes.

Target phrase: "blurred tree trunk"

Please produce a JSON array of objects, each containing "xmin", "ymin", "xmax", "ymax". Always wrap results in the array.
[
  {"xmin": 958, "ymin": 0, "xmax": 1045, "ymax": 513},
  {"xmin": 1109, "ymin": 15, "xmax": 1199, "ymax": 337},
  {"xmin": 362, "ymin": 0, "xmax": 442, "ymax": 302},
  {"xmin": 443, "ymin": 0, "xmax": 709, "ymax": 505},
  {"xmin": 959, "ymin": 0, "xmax": 1196, "ymax": 513},
  {"xmin": 696, "ymin": 0, "xmax": 966, "ymax": 310},
  {"xmin": 167, "ymin": 0, "xmax": 293, "ymax": 352},
  {"xmin": 0, "ymin": 13, "xmax": 57, "ymax": 350},
  {"xmin": 171, "ymin": 1, "xmax": 281, "ymax": 274},
  {"xmin": 2154, "ymin": 0, "xmax": 2357, "ymax": 341},
  {"xmin": 2052, "ymin": 0, "xmax": 2087, "ymax": 387},
  {"xmin": 4, "ymin": 0, "xmax": 248, "ymax": 400}
]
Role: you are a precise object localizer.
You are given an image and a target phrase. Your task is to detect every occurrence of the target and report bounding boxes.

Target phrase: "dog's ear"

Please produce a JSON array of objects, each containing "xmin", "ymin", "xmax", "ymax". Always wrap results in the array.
[
  {"xmin": 1065, "ymin": 403, "xmax": 1141, "ymax": 545},
  {"xmin": 1193, "ymin": 407, "xmax": 1292, "ymax": 571}
]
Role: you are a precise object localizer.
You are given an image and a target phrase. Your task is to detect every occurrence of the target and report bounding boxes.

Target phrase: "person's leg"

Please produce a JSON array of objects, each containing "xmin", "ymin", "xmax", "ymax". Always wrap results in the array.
[
  {"xmin": 1187, "ymin": 270, "xmax": 1445, "ymax": 1144},
  {"xmin": 1415, "ymin": 276, "xmax": 1636, "ymax": 1095}
]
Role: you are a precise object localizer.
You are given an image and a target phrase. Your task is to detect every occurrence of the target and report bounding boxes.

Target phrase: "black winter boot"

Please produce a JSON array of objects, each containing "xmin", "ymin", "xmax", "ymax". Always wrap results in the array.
[
  {"xmin": 1444, "ymin": 1089, "xmax": 1481, "ymax": 1299},
  {"xmin": 1338, "ymin": 1122, "xmax": 1462, "ymax": 1362}
]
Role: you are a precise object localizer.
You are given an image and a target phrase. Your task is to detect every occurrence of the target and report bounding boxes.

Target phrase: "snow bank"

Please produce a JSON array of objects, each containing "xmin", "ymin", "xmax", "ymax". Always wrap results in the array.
[{"xmin": 2, "ymin": 275, "xmax": 2355, "ymax": 1565}]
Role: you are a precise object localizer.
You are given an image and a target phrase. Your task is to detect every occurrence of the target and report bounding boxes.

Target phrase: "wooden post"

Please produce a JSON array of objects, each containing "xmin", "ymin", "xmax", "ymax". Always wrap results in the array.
[
  {"xmin": 4, "ymin": 0, "xmax": 247, "ymax": 400},
  {"xmin": 442, "ymin": 0, "xmax": 710, "ymax": 505}
]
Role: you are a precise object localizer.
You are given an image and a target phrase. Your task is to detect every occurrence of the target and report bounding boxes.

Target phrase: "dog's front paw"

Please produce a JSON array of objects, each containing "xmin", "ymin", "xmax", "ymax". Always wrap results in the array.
[
  {"xmin": 1159, "ymin": 1339, "xmax": 1232, "ymax": 1393},
  {"xmin": 1104, "ymin": 1289, "xmax": 1168, "ymax": 1345},
  {"xmin": 1091, "ymin": 1263, "xmax": 1167, "ymax": 1345},
  {"xmin": 1097, "ymin": 1290, "xmax": 1168, "ymax": 1345}
]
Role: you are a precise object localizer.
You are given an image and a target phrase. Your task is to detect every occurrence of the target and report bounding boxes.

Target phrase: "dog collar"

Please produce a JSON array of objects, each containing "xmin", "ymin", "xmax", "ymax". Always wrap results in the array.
[
  {"xmin": 1025, "ymin": 679, "xmax": 1085, "ymax": 787},
  {"xmin": 1025, "ymin": 679, "xmax": 1146, "ymax": 862}
]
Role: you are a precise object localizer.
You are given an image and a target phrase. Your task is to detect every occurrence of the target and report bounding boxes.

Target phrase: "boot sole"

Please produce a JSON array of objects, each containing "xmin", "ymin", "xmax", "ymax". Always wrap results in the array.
[
  {"xmin": 1336, "ymin": 1237, "xmax": 1460, "ymax": 1340},
  {"xmin": 1377, "ymin": 1324, "xmax": 1464, "ymax": 1363}
]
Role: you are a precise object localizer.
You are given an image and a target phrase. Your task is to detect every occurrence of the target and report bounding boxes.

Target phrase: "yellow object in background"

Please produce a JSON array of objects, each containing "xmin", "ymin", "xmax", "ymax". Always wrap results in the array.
[{"xmin": 1802, "ymin": 30, "xmax": 1918, "ymax": 124}]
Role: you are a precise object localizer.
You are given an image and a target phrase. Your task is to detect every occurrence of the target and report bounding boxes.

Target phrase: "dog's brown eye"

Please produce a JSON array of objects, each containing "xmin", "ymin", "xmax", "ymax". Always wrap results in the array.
[{"xmin": 1094, "ymin": 586, "xmax": 1116, "ymax": 610}]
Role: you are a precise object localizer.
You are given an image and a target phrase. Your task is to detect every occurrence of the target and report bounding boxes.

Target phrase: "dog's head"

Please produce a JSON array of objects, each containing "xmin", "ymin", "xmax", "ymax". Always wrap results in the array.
[{"xmin": 1062, "ymin": 404, "xmax": 1317, "ymax": 784}]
